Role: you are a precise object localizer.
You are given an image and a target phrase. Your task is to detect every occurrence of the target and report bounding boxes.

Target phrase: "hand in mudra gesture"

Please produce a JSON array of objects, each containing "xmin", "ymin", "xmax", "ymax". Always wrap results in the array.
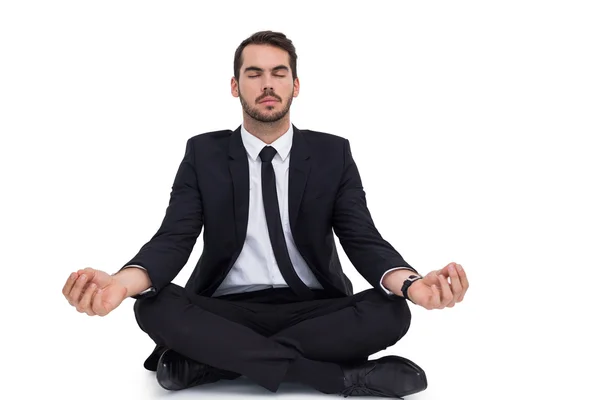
[
  {"xmin": 408, "ymin": 262, "xmax": 469, "ymax": 310},
  {"xmin": 62, "ymin": 267, "xmax": 128, "ymax": 316}
]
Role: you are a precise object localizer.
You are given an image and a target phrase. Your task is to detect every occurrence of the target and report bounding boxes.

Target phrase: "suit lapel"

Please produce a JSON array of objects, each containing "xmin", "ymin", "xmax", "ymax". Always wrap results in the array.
[
  {"xmin": 288, "ymin": 124, "xmax": 311, "ymax": 234},
  {"xmin": 228, "ymin": 126, "xmax": 250, "ymax": 248}
]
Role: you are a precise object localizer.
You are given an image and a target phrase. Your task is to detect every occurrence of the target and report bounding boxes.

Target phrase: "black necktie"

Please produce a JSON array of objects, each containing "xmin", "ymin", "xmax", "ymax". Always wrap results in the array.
[{"xmin": 259, "ymin": 146, "xmax": 314, "ymax": 299}]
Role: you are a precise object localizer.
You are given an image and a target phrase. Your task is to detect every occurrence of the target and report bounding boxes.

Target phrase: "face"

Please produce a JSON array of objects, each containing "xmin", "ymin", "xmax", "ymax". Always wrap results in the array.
[{"xmin": 231, "ymin": 44, "xmax": 299, "ymax": 123}]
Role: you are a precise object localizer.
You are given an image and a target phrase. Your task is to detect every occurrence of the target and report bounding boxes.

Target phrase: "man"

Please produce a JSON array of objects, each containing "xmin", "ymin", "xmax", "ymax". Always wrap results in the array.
[{"xmin": 62, "ymin": 30, "xmax": 469, "ymax": 398}]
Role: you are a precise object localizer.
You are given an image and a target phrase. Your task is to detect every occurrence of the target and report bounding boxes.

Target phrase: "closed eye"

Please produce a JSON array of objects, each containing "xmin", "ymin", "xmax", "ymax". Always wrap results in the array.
[{"xmin": 248, "ymin": 75, "xmax": 286, "ymax": 78}]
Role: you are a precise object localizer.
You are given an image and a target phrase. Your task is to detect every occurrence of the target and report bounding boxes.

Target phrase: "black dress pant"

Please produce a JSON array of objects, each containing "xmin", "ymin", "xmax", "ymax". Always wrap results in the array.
[{"xmin": 133, "ymin": 283, "xmax": 412, "ymax": 393}]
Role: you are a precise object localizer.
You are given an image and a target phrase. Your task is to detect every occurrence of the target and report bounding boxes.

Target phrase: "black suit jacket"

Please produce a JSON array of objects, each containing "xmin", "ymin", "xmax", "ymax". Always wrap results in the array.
[{"xmin": 121, "ymin": 124, "xmax": 417, "ymax": 299}]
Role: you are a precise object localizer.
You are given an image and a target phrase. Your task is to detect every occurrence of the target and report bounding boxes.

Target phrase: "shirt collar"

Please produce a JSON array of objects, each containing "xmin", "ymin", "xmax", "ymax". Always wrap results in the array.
[{"xmin": 240, "ymin": 122, "xmax": 293, "ymax": 162}]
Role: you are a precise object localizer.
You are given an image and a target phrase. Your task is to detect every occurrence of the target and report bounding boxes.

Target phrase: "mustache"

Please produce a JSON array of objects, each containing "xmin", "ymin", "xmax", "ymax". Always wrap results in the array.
[{"xmin": 256, "ymin": 92, "xmax": 281, "ymax": 103}]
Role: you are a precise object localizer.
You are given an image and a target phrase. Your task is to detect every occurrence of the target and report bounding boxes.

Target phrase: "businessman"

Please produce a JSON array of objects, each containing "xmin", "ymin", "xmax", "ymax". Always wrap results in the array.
[{"xmin": 62, "ymin": 30, "xmax": 469, "ymax": 398}]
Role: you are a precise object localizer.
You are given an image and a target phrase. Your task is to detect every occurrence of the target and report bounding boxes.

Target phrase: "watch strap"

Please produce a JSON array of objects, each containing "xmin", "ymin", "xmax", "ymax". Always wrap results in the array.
[{"xmin": 401, "ymin": 274, "xmax": 422, "ymax": 304}]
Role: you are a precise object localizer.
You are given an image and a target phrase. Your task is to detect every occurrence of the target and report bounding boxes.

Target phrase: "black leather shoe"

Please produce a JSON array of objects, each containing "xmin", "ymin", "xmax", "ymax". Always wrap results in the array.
[
  {"xmin": 339, "ymin": 355, "xmax": 427, "ymax": 398},
  {"xmin": 156, "ymin": 349, "xmax": 239, "ymax": 391}
]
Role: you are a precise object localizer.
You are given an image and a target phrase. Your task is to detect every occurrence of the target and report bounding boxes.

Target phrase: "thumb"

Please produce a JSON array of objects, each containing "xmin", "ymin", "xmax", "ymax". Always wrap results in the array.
[
  {"xmin": 422, "ymin": 270, "xmax": 440, "ymax": 286},
  {"xmin": 82, "ymin": 267, "xmax": 112, "ymax": 288}
]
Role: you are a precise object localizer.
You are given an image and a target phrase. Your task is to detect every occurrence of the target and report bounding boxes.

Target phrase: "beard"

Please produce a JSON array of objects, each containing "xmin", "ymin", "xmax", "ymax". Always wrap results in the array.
[{"xmin": 239, "ymin": 90, "xmax": 294, "ymax": 123}]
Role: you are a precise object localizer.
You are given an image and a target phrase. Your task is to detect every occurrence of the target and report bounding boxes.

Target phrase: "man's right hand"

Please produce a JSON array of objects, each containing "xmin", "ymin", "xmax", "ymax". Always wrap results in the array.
[{"xmin": 62, "ymin": 267, "xmax": 128, "ymax": 316}]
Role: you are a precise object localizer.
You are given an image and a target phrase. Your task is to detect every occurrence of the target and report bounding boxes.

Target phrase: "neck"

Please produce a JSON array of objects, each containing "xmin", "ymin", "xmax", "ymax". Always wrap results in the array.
[{"xmin": 242, "ymin": 115, "xmax": 291, "ymax": 144}]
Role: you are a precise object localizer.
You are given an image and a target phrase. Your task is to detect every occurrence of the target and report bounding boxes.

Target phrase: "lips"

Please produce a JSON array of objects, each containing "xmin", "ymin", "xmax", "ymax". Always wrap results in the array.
[{"xmin": 259, "ymin": 97, "xmax": 278, "ymax": 103}]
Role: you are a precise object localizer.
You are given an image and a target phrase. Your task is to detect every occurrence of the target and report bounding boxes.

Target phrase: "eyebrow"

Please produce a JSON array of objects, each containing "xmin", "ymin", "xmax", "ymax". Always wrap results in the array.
[{"xmin": 244, "ymin": 65, "xmax": 289, "ymax": 74}]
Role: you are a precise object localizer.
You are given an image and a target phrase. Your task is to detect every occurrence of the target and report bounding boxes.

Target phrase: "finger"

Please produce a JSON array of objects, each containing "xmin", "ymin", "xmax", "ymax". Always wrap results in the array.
[
  {"xmin": 82, "ymin": 267, "xmax": 99, "ymax": 284},
  {"xmin": 429, "ymin": 284, "xmax": 441, "ymax": 310},
  {"xmin": 92, "ymin": 288, "xmax": 108, "ymax": 316},
  {"xmin": 62, "ymin": 272, "xmax": 79, "ymax": 303},
  {"xmin": 435, "ymin": 262, "xmax": 457, "ymax": 278},
  {"xmin": 80, "ymin": 283, "xmax": 98, "ymax": 316},
  {"xmin": 456, "ymin": 264, "xmax": 469, "ymax": 302},
  {"xmin": 437, "ymin": 275, "xmax": 453, "ymax": 308},
  {"xmin": 70, "ymin": 274, "xmax": 89, "ymax": 310},
  {"xmin": 448, "ymin": 265, "xmax": 463, "ymax": 305}
]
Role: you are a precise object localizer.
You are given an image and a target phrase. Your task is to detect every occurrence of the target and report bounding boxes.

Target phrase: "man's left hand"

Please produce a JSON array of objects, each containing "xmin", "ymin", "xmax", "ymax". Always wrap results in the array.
[{"xmin": 407, "ymin": 262, "xmax": 469, "ymax": 310}]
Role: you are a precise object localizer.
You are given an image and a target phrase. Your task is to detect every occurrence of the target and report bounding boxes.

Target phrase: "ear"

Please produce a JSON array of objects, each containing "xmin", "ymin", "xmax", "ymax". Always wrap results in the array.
[
  {"xmin": 231, "ymin": 77, "xmax": 239, "ymax": 98},
  {"xmin": 293, "ymin": 77, "xmax": 300, "ymax": 98}
]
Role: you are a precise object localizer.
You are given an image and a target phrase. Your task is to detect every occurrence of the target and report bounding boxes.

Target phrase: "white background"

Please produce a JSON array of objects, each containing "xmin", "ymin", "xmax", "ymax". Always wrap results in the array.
[{"xmin": 1, "ymin": 1, "xmax": 599, "ymax": 399}]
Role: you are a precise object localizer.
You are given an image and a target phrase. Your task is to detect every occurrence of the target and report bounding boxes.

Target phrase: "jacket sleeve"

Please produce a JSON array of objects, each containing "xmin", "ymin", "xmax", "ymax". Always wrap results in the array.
[
  {"xmin": 117, "ymin": 138, "xmax": 204, "ymax": 296},
  {"xmin": 332, "ymin": 139, "xmax": 418, "ymax": 297}
]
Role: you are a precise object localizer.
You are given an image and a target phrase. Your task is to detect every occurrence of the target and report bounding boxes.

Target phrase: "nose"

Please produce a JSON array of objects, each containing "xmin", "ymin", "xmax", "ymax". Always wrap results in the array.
[{"xmin": 260, "ymin": 75, "xmax": 275, "ymax": 92}]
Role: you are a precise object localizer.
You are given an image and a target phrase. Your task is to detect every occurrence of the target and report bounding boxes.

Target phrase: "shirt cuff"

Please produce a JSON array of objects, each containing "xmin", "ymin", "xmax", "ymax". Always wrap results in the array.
[
  {"xmin": 379, "ymin": 267, "xmax": 417, "ymax": 296},
  {"xmin": 120, "ymin": 265, "xmax": 155, "ymax": 296}
]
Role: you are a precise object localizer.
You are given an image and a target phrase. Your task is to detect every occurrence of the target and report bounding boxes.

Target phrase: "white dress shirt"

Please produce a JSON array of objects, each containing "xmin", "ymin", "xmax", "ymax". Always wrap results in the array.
[
  {"xmin": 126, "ymin": 122, "xmax": 412, "ymax": 297},
  {"xmin": 212, "ymin": 123, "xmax": 324, "ymax": 296}
]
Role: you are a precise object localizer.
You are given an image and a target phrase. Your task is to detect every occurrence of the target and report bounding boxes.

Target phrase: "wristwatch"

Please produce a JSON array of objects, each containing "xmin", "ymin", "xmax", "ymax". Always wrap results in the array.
[{"xmin": 401, "ymin": 274, "xmax": 423, "ymax": 304}]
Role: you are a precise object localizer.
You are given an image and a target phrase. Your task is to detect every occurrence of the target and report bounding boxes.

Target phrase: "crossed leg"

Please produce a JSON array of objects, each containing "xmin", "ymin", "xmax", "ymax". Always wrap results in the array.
[
  {"xmin": 269, "ymin": 288, "xmax": 412, "ymax": 363},
  {"xmin": 134, "ymin": 284, "xmax": 411, "ymax": 393}
]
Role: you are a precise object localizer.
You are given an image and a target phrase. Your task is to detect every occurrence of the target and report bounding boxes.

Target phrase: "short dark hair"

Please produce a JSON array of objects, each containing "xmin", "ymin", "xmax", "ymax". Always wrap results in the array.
[{"xmin": 233, "ymin": 30, "xmax": 298, "ymax": 82}]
